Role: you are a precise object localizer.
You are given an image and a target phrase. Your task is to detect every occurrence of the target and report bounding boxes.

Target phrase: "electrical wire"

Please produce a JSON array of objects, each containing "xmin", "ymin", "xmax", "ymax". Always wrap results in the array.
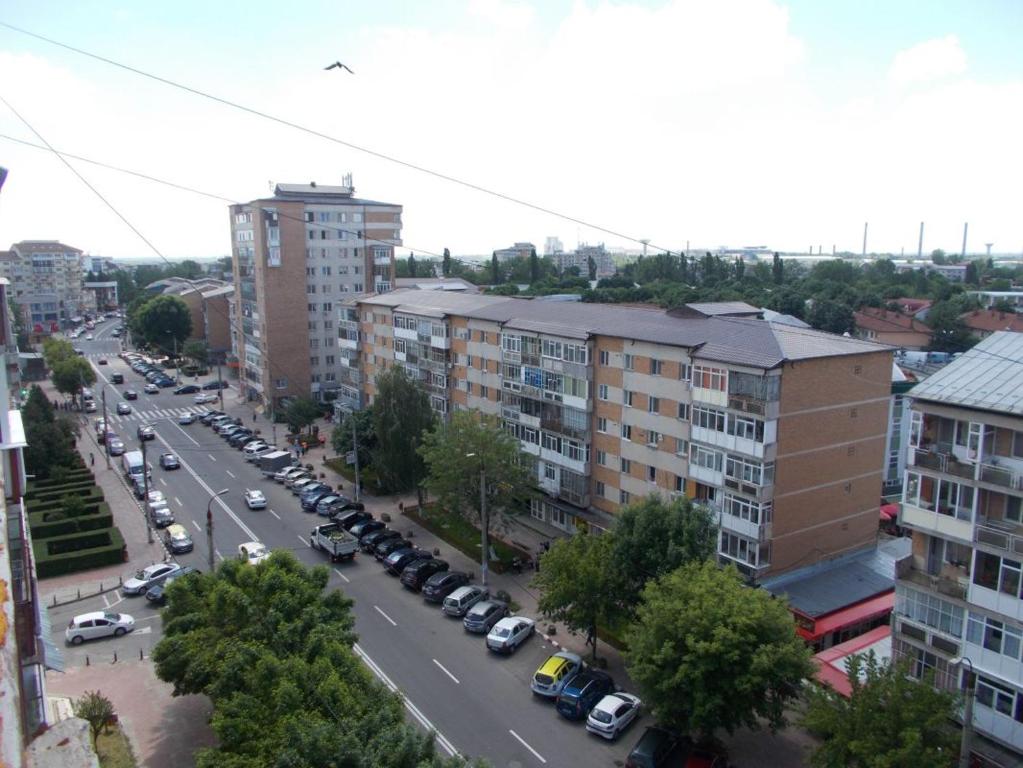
[{"xmin": 0, "ymin": 20, "xmax": 681, "ymax": 255}]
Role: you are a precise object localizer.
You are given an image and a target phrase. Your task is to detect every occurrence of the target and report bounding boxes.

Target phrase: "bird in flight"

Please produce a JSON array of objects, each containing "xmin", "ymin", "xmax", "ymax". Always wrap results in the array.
[{"xmin": 325, "ymin": 61, "xmax": 354, "ymax": 73}]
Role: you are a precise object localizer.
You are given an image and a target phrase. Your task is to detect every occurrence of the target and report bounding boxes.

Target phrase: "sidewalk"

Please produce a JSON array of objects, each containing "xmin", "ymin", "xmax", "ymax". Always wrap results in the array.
[{"xmin": 37, "ymin": 379, "xmax": 169, "ymax": 606}]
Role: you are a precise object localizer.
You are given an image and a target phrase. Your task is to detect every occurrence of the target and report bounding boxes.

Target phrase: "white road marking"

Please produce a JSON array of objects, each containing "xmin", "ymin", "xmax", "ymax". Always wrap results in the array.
[
  {"xmin": 332, "ymin": 567, "xmax": 350, "ymax": 584},
  {"xmin": 297, "ymin": 535, "xmax": 308, "ymax": 548},
  {"xmin": 432, "ymin": 658, "xmax": 460, "ymax": 685},
  {"xmin": 208, "ymin": 453, "xmax": 217, "ymax": 462},
  {"xmin": 101, "ymin": 593, "xmax": 110, "ymax": 608},
  {"xmin": 353, "ymin": 643, "xmax": 459, "ymax": 757},
  {"xmin": 215, "ymin": 549, "xmax": 224, "ymax": 561},
  {"xmin": 158, "ymin": 478, "xmax": 167, "ymax": 487},
  {"xmin": 173, "ymin": 497, "xmax": 182, "ymax": 507},
  {"xmin": 509, "ymin": 731, "xmax": 546, "ymax": 764},
  {"xmin": 170, "ymin": 419, "xmax": 199, "ymax": 446},
  {"xmin": 190, "ymin": 520, "xmax": 202, "ymax": 533},
  {"xmin": 374, "ymin": 605, "xmax": 397, "ymax": 627},
  {"xmin": 225, "ymin": 470, "xmax": 235, "ymax": 479},
  {"xmin": 135, "ymin": 626, "xmax": 153, "ymax": 635},
  {"xmin": 269, "ymin": 509, "xmax": 280, "ymax": 520}
]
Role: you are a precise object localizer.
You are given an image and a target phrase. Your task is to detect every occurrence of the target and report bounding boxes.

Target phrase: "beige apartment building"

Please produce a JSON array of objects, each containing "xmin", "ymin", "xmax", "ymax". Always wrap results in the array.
[
  {"xmin": 349, "ymin": 290, "xmax": 892, "ymax": 579},
  {"xmin": 894, "ymin": 332, "xmax": 1023, "ymax": 764},
  {"xmin": 228, "ymin": 180, "xmax": 401, "ymax": 412},
  {"xmin": 0, "ymin": 241, "xmax": 85, "ymax": 334}
]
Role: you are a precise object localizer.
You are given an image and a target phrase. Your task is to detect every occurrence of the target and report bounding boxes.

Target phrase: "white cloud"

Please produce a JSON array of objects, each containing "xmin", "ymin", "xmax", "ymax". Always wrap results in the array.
[
  {"xmin": 467, "ymin": 0, "xmax": 535, "ymax": 29},
  {"xmin": 888, "ymin": 34, "xmax": 967, "ymax": 88}
]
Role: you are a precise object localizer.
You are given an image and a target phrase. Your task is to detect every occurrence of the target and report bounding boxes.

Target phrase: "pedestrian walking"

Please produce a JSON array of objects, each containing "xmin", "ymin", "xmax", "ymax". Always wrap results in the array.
[{"xmin": 89, "ymin": 452, "xmax": 95, "ymax": 467}]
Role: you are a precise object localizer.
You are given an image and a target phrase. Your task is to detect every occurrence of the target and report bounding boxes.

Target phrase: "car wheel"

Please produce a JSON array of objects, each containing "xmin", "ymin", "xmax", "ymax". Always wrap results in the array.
[
  {"xmin": 70, "ymin": 635, "xmax": 84, "ymax": 645},
  {"xmin": 114, "ymin": 627, "xmax": 127, "ymax": 637}
]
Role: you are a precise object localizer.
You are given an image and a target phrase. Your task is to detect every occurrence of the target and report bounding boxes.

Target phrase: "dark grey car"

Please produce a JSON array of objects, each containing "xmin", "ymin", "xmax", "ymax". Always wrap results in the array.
[{"xmin": 462, "ymin": 600, "xmax": 508, "ymax": 634}]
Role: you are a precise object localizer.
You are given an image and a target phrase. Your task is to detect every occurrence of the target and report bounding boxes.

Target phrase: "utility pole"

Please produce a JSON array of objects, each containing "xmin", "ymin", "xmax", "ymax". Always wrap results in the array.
[
  {"xmin": 101, "ymin": 388, "xmax": 111, "ymax": 469},
  {"xmin": 205, "ymin": 489, "xmax": 228, "ymax": 572},
  {"xmin": 952, "ymin": 657, "xmax": 975, "ymax": 768},
  {"xmin": 140, "ymin": 435, "xmax": 153, "ymax": 544},
  {"xmin": 216, "ymin": 356, "xmax": 225, "ymax": 412},
  {"xmin": 479, "ymin": 466, "xmax": 489, "ymax": 588},
  {"xmin": 351, "ymin": 413, "xmax": 361, "ymax": 502}
]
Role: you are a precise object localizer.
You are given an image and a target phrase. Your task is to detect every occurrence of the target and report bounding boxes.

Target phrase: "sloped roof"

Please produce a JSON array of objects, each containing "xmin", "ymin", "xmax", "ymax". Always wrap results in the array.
[
  {"xmin": 854, "ymin": 307, "xmax": 932, "ymax": 334},
  {"xmin": 908, "ymin": 331, "xmax": 1023, "ymax": 416},
  {"xmin": 11, "ymin": 240, "xmax": 83, "ymax": 254},
  {"xmin": 960, "ymin": 309, "xmax": 1023, "ymax": 334}
]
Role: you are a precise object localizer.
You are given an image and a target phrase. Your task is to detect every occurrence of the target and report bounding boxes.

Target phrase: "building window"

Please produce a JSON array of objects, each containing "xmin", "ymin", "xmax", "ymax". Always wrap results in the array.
[
  {"xmin": 598, "ymin": 384, "xmax": 609, "ymax": 401},
  {"xmin": 973, "ymin": 551, "xmax": 1023, "ymax": 598},
  {"xmin": 677, "ymin": 403, "xmax": 690, "ymax": 421},
  {"xmin": 597, "ymin": 417, "xmax": 608, "ymax": 433},
  {"xmin": 647, "ymin": 465, "xmax": 656, "ymax": 483},
  {"xmin": 974, "ymin": 675, "xmax": 1021, "ymax": 722},
  {"xmin": 480, "ymin": 386, "xmax": 489, "ymax": 399},
  {"xmin": 680, "ymin": 363, "xmax": 692, "ymax": 382},
  {"xmin": 597, "ymin": 450, "xmax": 607, "ymax": 467},
  {"xmin": 623, "ymin": 390, "xmax": 634, "ymax": 407},
  {"xmin": 689, "ymin": 444, "xmax": 723, "ymax": 471},
  {"xmin": 647, "ymin": 431, "xmax": 661, "ymax": 446},
  {"xmin": 310, "ymin": 356, "xmax": 320, "ymax": 366},
  {"xmin": 274, "ymin": 378, "xmax": 288, "ymax": 389},
  {"xmin": 621, "ymin": 424, "xmax": 632, "ymax": 441},
  {"xmin": 620, "ymin": 458, "xmax": 631, "ymax": 473},
  {"xmin": 648, "ymin": 396, "xmax": 660, "ymax": 414},
  {"xmin": 624, "ymin": 354, "xmax": 635, "ymax": 371},
  {"xmin": 693, "ymin": 364, "xmax": 726, "ymax": 391},
  {"xmin": 966, "ymin": 612, "xmax": 1023, "ymax": 662},
  {"xmin": 895, "ymin": 585, "xmax": 964, "ymax": 637},
  {"xmin": 596, "ymin": 481, "xmax": 606, "ymax": 498},
  {"xmin": 693, "ymin": 406, "xmax": 726, "ymax": 432},
  {"xmin": 650, "ymin": 359, "xmax": 663, "ymax": 376},
  {"xmin": 675, "ymin": 438, "xmax": 688, "ymax": 456},
  {"xmin": 599, "ymin": 350, "xmax": 609, "ymax": 366},
  {"xmin": 620, "ymin": 490, "xmax": 631, "ymax": 505}
]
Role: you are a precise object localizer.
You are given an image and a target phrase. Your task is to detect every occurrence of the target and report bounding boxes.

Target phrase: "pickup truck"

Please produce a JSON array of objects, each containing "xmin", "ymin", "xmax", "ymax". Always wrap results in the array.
[
  {"xmin": 310, "ymin": 522, "xmax": 359, "ymax": 562},
  {"xmin": 258, "ymin": 450, "xmax": 294, "ymax": 477}
]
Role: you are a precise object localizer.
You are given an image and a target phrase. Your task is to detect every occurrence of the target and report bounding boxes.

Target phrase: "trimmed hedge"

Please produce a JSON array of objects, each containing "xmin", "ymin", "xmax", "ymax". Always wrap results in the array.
[
  {"xmin": 28, "ymin": 470, "xmax": 94, "ymax": 490},
  {"xmin": 33, "ymin": 527, "xmax": 126, "ymax": 578},
  {"xmin": 25, "ymin": 487, "xmax": 105, "ymax": 513},
  {"xmin": 30, "ymin": 499, "xmax": 107, "ymax": 524},
  {"xmin": 25, "ymin": 481, "xmax": 100, "ymax": 502},
  {"xmin": 29, "ymin": 505, "xmax": 114, "ymax": 540}
]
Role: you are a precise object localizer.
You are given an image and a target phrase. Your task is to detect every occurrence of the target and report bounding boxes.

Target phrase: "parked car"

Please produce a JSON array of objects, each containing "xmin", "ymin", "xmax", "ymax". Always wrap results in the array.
[
  {"xmin": 200, "ymin": 410, "xmax": 224, "ymax": 425},
  {"xmin": 194, "ymin": 392, "xmax": 217, "ymax": 404},
  {"xmin": 400, "ymin": 558, "xmax": 449, "ymax": 591},
  {"xmin": 313, "ymin": 494, "xmax": 342, "ymax": 516},
  {"xmin": 625, "ymin": 727, "xmax": 680, "ymax": 768},
  {"xmin": 348, "ymin": 519, "xmax": 384, "ymax": 539},
  {"xmin": 290, "ymin": 478, "xmax": 318, "ymax": 495},
  {"xmin": 284, "ymin": 472, "xmax": 313, "ymax": 489},
  {"xmin": 84, "ymin": 401, "xmax": 97, "ymax": 413},
  {"xmin": 155, "ymin": 377, "xmax": 176, "ymax": 388},
  {"xmin": 360, "ymin": 528, "xmax": 401, "ymax": 553},
  {"xmin": 159, "ymin": 453, "xmax": 180, "ymax": 470},
  {"xmin": 122, "ymin": 563, "xmax": 180, "ymax": 595},
  {"xmin": 241, "ymin": 440, "xmax": 269, "ymax": 456},
  {"xmin": 238, "ymin": 541, "xmax": 270, "ymax": 565},
  {"xmin": 421, "ymin": 571, "xmax": 471, "ymax": 602},
  {"xmin": 587, "ymin": 693, "xmax": 642, "ymax": 741},
  {"xmin": 246, "ymin": 445, "xmax": 279, "ymax": 462},
  {"xmin": 245, "ymin": 489, "xmax": 267, "ymax": 510},
  {"xmin": 137, "ymin": 425, "xmax": 155, "ymax": 441},
  {"xmin": 442, "ymin": 585, "xmax": 489, "ymax": 617},
  {"xmin": 332, "ymin": 508, "xmax": 371, "ymax": 530},
  {"xmin": 202, "ymin": 379, "xmax": 229, "ymax": 390},
  {"xmin": 463, "ymin": 599, "xmax": 508, "ymax": 633},
  {"xmin": 530, "ymin": 651, "xmax": 583, "ymax": 698},
  {"xmin": 174, "ymin": 384, "xmax": 200, "ymax": 395},
  {"xmin": 145, "ymin": 566, "xmax": 199, "ymax": 606},
  {"xmin": 150, "ymin": 504, "xmax": 174, "ymax": 528},
  {"xmin": 164, "ymin": 523, "xmax": 194, "ymax": 554},
  {"xmin": 123, "ymin": 389, "xmax": 138, "ymax": 400},
  {"xmin": 107, "ymin": 437, "xmax": 126, "ymax": 456},
  {"xmin": 219, "ymin": 425, "xmax": 245, "ymax": 439},
  {"xmin": 300, "ymin": 485, "xmax": 334, "ymax": 511},
  {"xmin": 143, "ymin": 383, "xmax": 159, "ymax": 394},
  {"xmin": 227, "ymin": 429, "xmax": 254, "ymax": 447},
  {"xmin": 111, "ymin": 372, "xmax": 124, "ymax": 384},
  {"xmin": 556, "ymin": 669, "xmax": 615, "ymax": 720},
  {"xmin": 178, "ymin": 412, "xmax": 197, "ymax": 425},
  {"xmin": 385, "ymin": 548, "xmax": 432, "ymax": 576},
  {"xmin": 65, "ymin": 612, "xmax": 134, "ymax": 645},
  {"xmin": 375, "ymin": 536, "xmax": 412, "ymax": 561},
  {"xmin": 486, "ymin": 616, "xmax": 536, "ymax": 654}
]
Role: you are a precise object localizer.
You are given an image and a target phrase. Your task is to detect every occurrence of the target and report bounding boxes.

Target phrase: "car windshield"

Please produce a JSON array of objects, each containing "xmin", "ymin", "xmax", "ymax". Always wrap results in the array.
[
  {"xmin": 104, "ymin": 612, "xmax": 122, "ymax": 622},
  {"xmin": 134, "ymin": 569, "xmax": 147, "ymax": 579},
  {"xmin": 494, "ymin": 627, "xmax": 511, "ymax": 638},
  {"xmin": 171, "ymin": 532, "xmax": 187, "ymax": 541},
  {"xmin": 591, "ymin": 710, "xmax": 612, "ymax": 724},
  {"xmin": 535, "ymin": 674, "xmax": 554, "ymax": 686}
]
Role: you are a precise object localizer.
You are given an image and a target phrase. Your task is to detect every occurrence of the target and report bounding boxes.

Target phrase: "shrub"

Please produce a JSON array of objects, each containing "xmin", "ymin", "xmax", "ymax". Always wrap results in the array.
[
  {"xmin": 30, "ymin": 507, "xmax": 114, "ymax": 540},
  {"xmin": 33, "ymin": 527, "xmax": 125, "ymax": 578}
]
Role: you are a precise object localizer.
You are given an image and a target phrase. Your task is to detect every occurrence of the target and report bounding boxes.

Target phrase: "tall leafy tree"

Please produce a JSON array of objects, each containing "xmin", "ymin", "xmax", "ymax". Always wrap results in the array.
[
  {"xmin": 927, "ymin": 298, "xmax": 976, "ymax": 353},
  {"xmin": 587, "ymin": 256, "xmax": 597, "ymax": 281},
  {"xmin": 803, "ymin": 653, "xmax": 960, "ymax": 768},
  {"xmin": 529, "ymin": 247, "xmax": 539, "ymax": 283},
  {"xmin": 419, "ymin": 410, "xmax": 533, "ymax": 533},
  {"xmin": 490, "ymin": 252, "xmax": 501, "ymax": 284},
  {"xmin": 285, "ymin": 397, "xmax": 321, "ymax": 435},
  {"xmin": 807, "ymin": 299, "xmax": 854, "ymax": 334},
  {"xmin": 772, "ymin": 251, "xmax": 784, "ymax": 284},
  {"xmin": 51, "ymin": 356, "xmax": 96, "ymax": 399},
  {"xmin": 372, "ymin": 367, "xmax": 435, "ymax": 506},
  {"xmin": 626, "ymin": 560, "xmax": 813, "ymax": 739},
  {"xmin": 135, "ymin": 294, "xmax": 192, "ymax": 351},
  {"xmin": 734, "ymin": 257, "xmax": 746, "ymax": 280},
  {"xmin": 408, "ymin": 252, "xmax": 418, "ymax": 278},
  {"xmin": 331, "ymin": 407, "xmax": 377, "ymax": 469},
  {"xmin": 534, "ymin": 532, "xmax": 623, "ymax": 661},
  {"xmin": 610, "ymin": 495, "xmax": 716, "ymax": 616},
  {"xmin": 42, "ymin": 337, "xmax": 75, "ymax": 369},
  {"xmin": 182, "ymin": 340, "xmax": 208, "ymax": 367},
  {"xmin": 442, "ymin": 247, "xmax": 452, "ymax": 277}
]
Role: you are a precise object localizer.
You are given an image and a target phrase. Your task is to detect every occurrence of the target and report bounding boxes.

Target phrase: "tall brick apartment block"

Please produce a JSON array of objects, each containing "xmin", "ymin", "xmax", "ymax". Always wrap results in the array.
[
  {"xmin": 228, "ymin": 181, "xmax": 401, "ymax": 411},
  {"xmin": 894, "ymin": 332, "xmax": 1023, "ymax": 763},
  {"xmin": 349, "ymin": 290, "xmax": 892, "ymax": 580}
]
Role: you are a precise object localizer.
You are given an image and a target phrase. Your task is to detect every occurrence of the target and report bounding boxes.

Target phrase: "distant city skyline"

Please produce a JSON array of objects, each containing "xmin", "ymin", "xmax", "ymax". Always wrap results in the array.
[{"xmin": 0, "ymin": 0, "xmax": 1020, "ymax": 259}]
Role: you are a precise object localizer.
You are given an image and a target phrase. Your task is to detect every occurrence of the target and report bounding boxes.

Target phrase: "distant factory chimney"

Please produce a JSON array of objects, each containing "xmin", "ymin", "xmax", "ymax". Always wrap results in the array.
[
  {"xmin": 862, "ymin": 222, "xmax": 868, "ymax": 257},
  {"xmin": 961, "ymin": 222, "xmax": 969, "ymax": 259},
  {"xmin": 918, "ymin": 222, "xmax": 925, "ymax": 259}
]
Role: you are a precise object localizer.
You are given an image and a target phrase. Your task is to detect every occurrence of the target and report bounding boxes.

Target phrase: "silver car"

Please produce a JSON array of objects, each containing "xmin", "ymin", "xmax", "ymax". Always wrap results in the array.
[
  {"xmin": 462, "ymin": 600, "xmax": 508, "ymax": 634},
  {"xmin": 65, "ymin": 611, "xmax": 135, "ymax": 645},
  {"xmin": 122, "ymin": 562, "xmax": 180, "ymax": 595}
]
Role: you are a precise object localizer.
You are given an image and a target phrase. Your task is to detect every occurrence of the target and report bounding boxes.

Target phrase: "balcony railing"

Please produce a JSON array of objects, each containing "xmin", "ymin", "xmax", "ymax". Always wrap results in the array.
[
  {"xmin": 979, "ymin": 462, "xmax": 1023, "ymax": 491},
  {"xmin": 975, "ymin": 519, "xmax": 1023, "ymax": 557},
  {"xmin": 914, "ymin": 448, "xmax": 975, "ymax": 480},
  {"xmin": 897, "ymin": 556, "xmax": 969, "ymax": 600},
  {"xmin": 728, "ymin": 395, "xmax": 766, "ymax": 416}
]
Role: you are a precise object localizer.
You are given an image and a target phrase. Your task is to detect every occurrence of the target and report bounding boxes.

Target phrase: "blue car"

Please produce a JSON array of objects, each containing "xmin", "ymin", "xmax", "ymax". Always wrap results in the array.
[{"xmin": 555, "ymin": 670, "xmax": 615, "ymax": 721}]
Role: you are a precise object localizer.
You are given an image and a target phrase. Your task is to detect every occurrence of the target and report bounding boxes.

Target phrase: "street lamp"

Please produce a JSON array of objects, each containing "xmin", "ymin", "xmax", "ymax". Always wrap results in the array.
[
  {"xmin": 466, "ymin": 452, "xmax": 488, "ymax": 587},
  {"xmin": 206, "ymin": 488, "xmax": 229, "ymax": 572},
  {"xmin": 950, "ymin": 656, "xmax": 975, "ymax": 768}
]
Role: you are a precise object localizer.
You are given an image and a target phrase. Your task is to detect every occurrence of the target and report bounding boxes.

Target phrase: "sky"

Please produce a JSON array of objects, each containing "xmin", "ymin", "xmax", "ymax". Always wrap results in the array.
[{"xmin": 0, "ymin": 0, "xmax": 1021, "ymax": 261}]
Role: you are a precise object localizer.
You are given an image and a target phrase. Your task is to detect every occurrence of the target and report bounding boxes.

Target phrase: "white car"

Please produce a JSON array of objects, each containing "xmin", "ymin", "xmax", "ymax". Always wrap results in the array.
[
  {"xmin": 238, "ymin": 541, "xmax": 270, "ymax": 565},
  {"xmin": 122, "ymin": 562, "xmax": 180, "ymax": 595},
  {"xmin": 178, "ymin": 412, "xmax": 197, "ymax": 425},
  {"xmin": 146, "ymin": 489, "xmax": 166, "ymax": 505},
  {"xmin": 247, "ymin": 445, "xmax": 278, "ymax": 463},
  {"xmin": 194, "ymin": 393, "xmax": 217, "ymax": 404},
  {"xmin": 486, "ymin": 616, "xmax": 536, "ymax": 654},
  {"xmin": 585, "ymin": 693, "xmax": 642, "ymax": 740},
  {"xmin": 144, "ymin": 383, "xmax": 159, "ymax": 394},
  {"xmin": 245, "ymin": 490, "xmax": 267, "ymax": 510},
  {"xmin": 65, "ymin": 611, "xmax": 135, "ymax": 645},
  {"xmin": 242, "ymin": 441, "xmax": 269, "ymax": 459},
  {"xmin": 276, "ymin": 466, "xmax": 306, "ymax": 483},
  {"xmin": 85, "ymin": 333, "xmax": 93, "ymax": 340},
  {"xmin": 290, "ymin": 478, "xmax": 316, "ymax": 495}
]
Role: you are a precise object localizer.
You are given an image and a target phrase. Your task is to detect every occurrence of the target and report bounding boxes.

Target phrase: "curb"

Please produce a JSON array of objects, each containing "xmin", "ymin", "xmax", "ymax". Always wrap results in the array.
[{"xmin": 48, "ymin": 582, "xmax": 123, "ymax": 608}]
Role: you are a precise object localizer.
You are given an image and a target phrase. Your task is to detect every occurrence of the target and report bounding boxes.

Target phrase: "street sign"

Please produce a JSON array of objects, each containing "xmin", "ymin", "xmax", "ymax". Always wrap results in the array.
[{"xmin": 346, "ymin": 451, "xmax": 356, "ymax": 466}]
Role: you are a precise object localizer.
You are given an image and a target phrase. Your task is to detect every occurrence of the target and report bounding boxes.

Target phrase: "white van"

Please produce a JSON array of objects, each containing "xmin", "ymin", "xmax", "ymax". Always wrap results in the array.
[{"xmin": 121, "ymin": 450, "xmax": 144, "ymax": 479}]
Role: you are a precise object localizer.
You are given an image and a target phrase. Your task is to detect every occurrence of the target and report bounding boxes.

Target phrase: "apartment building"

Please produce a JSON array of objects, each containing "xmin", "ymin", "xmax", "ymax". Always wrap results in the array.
[
  {"xmin": 894, "ymin": 332, "xmax": 1023, "ymax": 764},
  {"xmin": 351, "ymin": 290, "xmax": 892, "ymax": 579},
  {"xmin": 228, "ymin": 180, "xmax": 401, "ymax": 411},
  {"xmin": 553, "ymin": 242, "xmax": 615, "ymax": 278},
  {"xmin": 0, "ymin": 241, "xmax": 84, "ymax": 334}
]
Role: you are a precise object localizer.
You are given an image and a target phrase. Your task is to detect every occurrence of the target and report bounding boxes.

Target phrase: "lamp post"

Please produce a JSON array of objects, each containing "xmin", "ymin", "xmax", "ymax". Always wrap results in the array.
[
  {"xmin": 950, "ymin": 656, "xmax": 975, "ymax": 768},
  {"xmin": 206, "ymin": 488, "xmax": 229, "ymax": 572},
  {"xmin": 466, "ymin": 452, "xmax": 488, "ymax": 587}
]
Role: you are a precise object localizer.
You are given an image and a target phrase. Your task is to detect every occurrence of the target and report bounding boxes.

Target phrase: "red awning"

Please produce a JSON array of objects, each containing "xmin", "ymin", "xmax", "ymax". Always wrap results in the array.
[
  {"xmin": 814, "ymin": 625, "xmax": 891, "ymax": 697},
  {"xmin": 797, "ymin": 591, "xmax": 894, "ymax": 641},
  {"xmin": 880, "ymin": 503, "xmax": 899, "ymax": 521}
]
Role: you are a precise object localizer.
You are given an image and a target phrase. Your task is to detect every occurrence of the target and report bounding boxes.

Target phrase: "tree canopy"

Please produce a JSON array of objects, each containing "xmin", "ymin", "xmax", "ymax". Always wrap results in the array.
[
  {"xmin": 153, "ymin": 552, "xmax": 474, "ymax": 768},
  {"xmin": 419, "ymin": 410, "xmax": 533, "ymax": 531},
  {"xmin": 625, "ymin": 560, "xmax": 813, "ymax": 739},
  {"xmin": 285, "ymin": 397, "xmax": 321, "ymax": 435},
  {"xmin": 803, "ymin": 653, "xmax": 960, "ymax": 768},
  {"xmin": 371, "ymin": 367, "xmax": 435, "ymax": 502},
  {"xmin": 183, "ymin": 339, "xmax": 209, "ymax": 366},
  {"xmin": 331, "ymin": 407, "xmax": 377, "ymax": 468},
  {"xmin": 42, "ymin": 337, "xmax": 76, "ymax": 369},
  {"xmin": 23, "ymin": 385, "xmax": 78, "ymax": 479},
  {"xmin": 134, "ymin": 294, "xmax": 193, "ymax": 351},
  {"xmin": 51, "ymin": 356, "xmax": 96, "ymax": 398}
]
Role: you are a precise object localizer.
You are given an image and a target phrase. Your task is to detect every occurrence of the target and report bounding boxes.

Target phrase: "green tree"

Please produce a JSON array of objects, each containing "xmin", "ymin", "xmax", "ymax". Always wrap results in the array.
[
  {"xmin": 22, "ymin": 384, "xmax": 54, "ymax": 426},
  {"xmin": 371, "ymin": 367, "xmax": 435, "ymax": 506},
  {"xmin": 490, "ymin": 252, "xmax": 501, "ymax": 284},
  {"xmin": 735, "ymin": 257, "xmax": 746, "ymax": 280},
  {"xmin": 965, "ymin": 261, "xmax": 980, "ymax": 285},
  {"xmin": 42, "ymin": 337, "xmax": 75, "ymax": 369},
  {"xmin": 587, "ymin": 255, "xmax": 597, "ymax": 281},
  {"xmin": 285, "ymin": 397, "xmax": 321, "ymax": 435},
  {"xmin": 442, "ymin": 247, "xmax": 452, "ymax": 277},
  {"xmin": 626, "ymin": 560, "xmax": 813, "ymax": 739},
  {"xmin": 772, "ymin": 252, "xmax": 784, "ymax": 284},
  {"xmin": 927, "ymin": 298, "xmax": 976, "ymax": 353},
  {"xmin": 803, "ymin": 653, "xmax": 960, "ymax": 768},
  {"xmin": 610, "ymin": 495, "xmax": 716, "ymax": 616},
  {"xmin": 534, "ymin": 532, "xmax": 623, "ymax": 661},
  {"xmin": 135, "ymin": 294, "xmax": 192, "ymax": 351},
  {"xmin": 24, "ymin": 418, "xmax": 78, "ymax": 479},
  {"xmin": 73, "ymin": 690, "xmax": 115, "ymax": 747},
  {"xmin": 51, "ymin": 356, "xmax": 96, "ymax": 399},
  {"xmin": 114, "ymin": 270, "xmax": 138, "ymax": 305},
  {"xmin": 529, "ymin": 247, "xmax": 539, "ymax": 283},
  {"xmin": 807, "ymin": 299, "xmax": 854, "ymax": 334},
  {"xmin": 331, "ymin": 407, "xmax": 377, "ymax": 468},
  {"xmin": 931, "ymin": 248, "xmax": 947, "ymax": 265},
  {"xmin": 408, "ymin": 252, "xmax": 418, "ymax": 278},
  {"xmin": 182, "ymin": 340, "xmax": 208, "ymax": 367},
  {"xmin": 419, "ymin": 410, "xmax": 533, "ymax": 535}
]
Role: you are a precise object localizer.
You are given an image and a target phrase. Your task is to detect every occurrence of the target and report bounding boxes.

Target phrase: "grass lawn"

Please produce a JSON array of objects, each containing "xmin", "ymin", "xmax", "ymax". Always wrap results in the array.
[
  {"xmin": 96, "ymin": 724, "xmax": 137, "ymax": 768},
  {"xmin": 404, "ymin": 503, "xmax": 531, "ymax": 574},
  {"xmin": 323, "ymin": 458, "xmax": 386, "ymax": 495}
]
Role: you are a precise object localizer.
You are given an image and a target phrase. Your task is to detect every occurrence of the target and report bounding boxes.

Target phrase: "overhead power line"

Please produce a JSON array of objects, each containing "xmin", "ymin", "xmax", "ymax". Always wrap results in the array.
[{"xmin": 0, "ymin": 20, "xmax": 679, "ymax": 255}]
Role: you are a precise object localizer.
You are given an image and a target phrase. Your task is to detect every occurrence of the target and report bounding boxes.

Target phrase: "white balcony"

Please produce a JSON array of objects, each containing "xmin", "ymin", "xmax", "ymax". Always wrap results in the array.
[
  {"xmin": 540, "ymin": 447, "xmax": 587, "ymax": 476},
  {"xmin": 692, "ymin": 385, "xmax": 728, "ymax": 408},
  {"xmin": 968, "ymin": 582, "xmax": 1023, "ymax": 623},
  {"xmin": 963, "ymin": 642, "xmax": 1023, "ymax": 699},
  {"xmin": 690, "ymin": 426, "xmax": 768, "ymax": 460},
  {"xmin": 431, "ymin": 335, "xmax": 450, "ymax": 350},
  {"xmin": 688, "ymin": 463, "xmax": 723, "ymax": 486},
  {"xmin": 394, "ymin": 327, "xmax": 418, "ymax": 341},
  {"xmin": 374, "ymin": 254, "xmax": 392, "ymax": 266},
  {"xmin": 972, "ymin": 700, "xmax": 1023, "ymax": 753},
  {"xmin": 900, "ymin": 502, "xmax": 974, "ymax": 543},
  {"xmin": 720, "ymin": 512, "xmax": 771, "ymax": 543},
  {"xmin": 339, "ymin": 337, "xmax": 358, "ymax": 350}
]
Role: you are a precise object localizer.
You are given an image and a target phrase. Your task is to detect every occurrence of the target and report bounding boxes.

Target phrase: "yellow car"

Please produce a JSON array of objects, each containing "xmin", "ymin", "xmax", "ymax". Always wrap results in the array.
[{"xmin": 530, "ymin": 651, "xmax": 582, "ymax": 697}]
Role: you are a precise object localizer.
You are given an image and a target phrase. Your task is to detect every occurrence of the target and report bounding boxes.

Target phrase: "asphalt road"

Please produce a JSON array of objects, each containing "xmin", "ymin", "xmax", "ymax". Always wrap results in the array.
[{"xmin": 59, "ymin": 326, "xmax": 639, "ymax": 768}]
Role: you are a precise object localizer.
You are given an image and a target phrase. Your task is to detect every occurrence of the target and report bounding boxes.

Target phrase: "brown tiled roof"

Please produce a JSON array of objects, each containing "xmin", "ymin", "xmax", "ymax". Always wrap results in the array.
[
  {"xmin": 11, "ymin": 240, "xmax": 83, "ymax": 254},
  {"xmin": 960, "ymin": 309, "xmax": 1023, "ymax": 333},
  {"xmin": 891, "ymin": 298, "xmax": 932, "ymax": 313},
  {"xmin": 854, "ymin": 307, "xmax": 931, "ymax": 334}
]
